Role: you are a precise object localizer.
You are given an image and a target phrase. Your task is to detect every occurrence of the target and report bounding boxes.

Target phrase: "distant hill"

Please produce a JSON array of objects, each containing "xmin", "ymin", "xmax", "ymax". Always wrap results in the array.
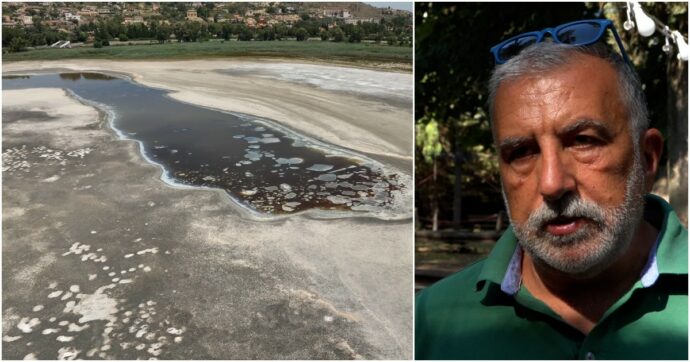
[{"xmin": 292, "ymin": 2, "xmax": 399, "ymax": 18}]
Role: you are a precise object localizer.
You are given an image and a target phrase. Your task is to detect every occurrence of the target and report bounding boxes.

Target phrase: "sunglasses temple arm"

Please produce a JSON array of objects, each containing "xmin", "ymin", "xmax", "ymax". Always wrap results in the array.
[{"xmin": 611, "ymin": 28, "xmax": 632, "ymax": 65}]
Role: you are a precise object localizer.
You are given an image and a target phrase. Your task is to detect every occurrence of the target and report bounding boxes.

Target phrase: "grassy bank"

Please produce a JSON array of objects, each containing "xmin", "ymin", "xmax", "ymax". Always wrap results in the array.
[{"xmin": 3, "ymin": 40, "xmax": 411, "ymax": 67}]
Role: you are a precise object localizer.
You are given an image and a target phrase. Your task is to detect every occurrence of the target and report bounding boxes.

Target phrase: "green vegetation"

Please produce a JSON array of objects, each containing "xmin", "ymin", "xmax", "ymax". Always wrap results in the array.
[{"xmin": 2, "ymin": 39, "xmax": 411, "ymax": 64}]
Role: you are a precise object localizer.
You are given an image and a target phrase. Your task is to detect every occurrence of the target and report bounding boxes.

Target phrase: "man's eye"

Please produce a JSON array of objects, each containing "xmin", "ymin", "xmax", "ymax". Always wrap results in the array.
[
  {"xmin": 506, "ymin": 146, "xmax": 535, "ymax": 163},
  {"xmin": 572, "ymin": 135, "xmax": 603, "ymax": 147}
]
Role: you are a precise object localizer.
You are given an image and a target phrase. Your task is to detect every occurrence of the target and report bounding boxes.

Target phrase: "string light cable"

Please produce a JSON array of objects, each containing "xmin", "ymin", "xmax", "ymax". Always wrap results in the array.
[{"xmin": 624, "ymin": 1, "xmax": 688, "ymax": 61}]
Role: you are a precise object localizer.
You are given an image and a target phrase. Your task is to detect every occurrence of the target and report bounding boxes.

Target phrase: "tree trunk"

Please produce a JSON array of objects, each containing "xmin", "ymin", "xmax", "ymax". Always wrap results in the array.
[
  {"xmin": 452, "ymin": 144, "xmax": 463, "ymax": 229},
  {"xmin": 666, "ymin": 57, "xmax": 688, "ymax": 225},
  {"xmin": 432, "ymin": 159, "xmax": 439, "ymax": 231}
]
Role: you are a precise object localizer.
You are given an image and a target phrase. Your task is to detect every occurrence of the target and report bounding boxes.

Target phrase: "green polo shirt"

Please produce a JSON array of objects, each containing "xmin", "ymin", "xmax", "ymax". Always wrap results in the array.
[{"xmin": 416, "ymin": 194, "xmax": 688, "ymax": 359}]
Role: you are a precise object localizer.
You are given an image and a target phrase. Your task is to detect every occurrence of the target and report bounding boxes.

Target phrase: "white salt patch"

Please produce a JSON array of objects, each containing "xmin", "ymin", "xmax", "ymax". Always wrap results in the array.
[
  {"xmin": 69, "ymin": 285, "xmax": 80, "ymax": 293},
  {"xmin": 3, "ymin": 335, "xmax": 22, "ymax": 342},
  {"xmin": 68, "ymin": 323, "xmax": 89, "ymax": 332},
  {"xmin": 49, "ymin": 317, "xmax": 57, "ymax": 322},
  {"xmin": 307, "ymin": 164, "xmax": 334, "ymax": 172},
  {"xmin": 58, "ymin": 321, "xmax": 69, "ymax": 326},
  {"xmin": 128, "ymin": 268, "xmax": 136, "ymax": 272},
  {"xmin": 23, "ymin": 353, "xmax": 36, "ymax": 360},
  {"xmin": 63, "ymin": 242, "xmax": 90, "ymax": 256},
  {"xmin": 280, "ymin": 183, "xmax": 292, "ymax": 192},
  {"xmin": 327, "ymin": 195, "xmax": 350, "ymax": 204},
  {"xmin": 63, "ymin": 301, "xmax": 77, "ymax": 313},
  {"xmin": 119, "ymin": 279, "xmax": 133, "ymax": 284},
  {"xmin": 61, "ymin": 292, "xmax": 73, "ymax": 300},
  {"xmin": 57, "ymin": 346, "xmax": 80, "ymax": 360},
  {"xmin": 49, "ymin": 282, "xmax": 58, "ymax": 289},
  {"xmin": 276, "ymin": 157, "xmax": 303, "ymax": 165},
  {"xmin": 260, "ymin": 137, "xmax": 281, "ymax": 144},
  {"xmin": 147, "ymin": 201, "xmax": 156, "ymax": 207},
  {"xmin": 56, "ymin": 335, "xmax": 74, "ymax": 342},
  {"xmin": 136, "ymin": 248, "xmax": 159, "ymax": 255},
  {"xmin": 88, "ymin": 274, "xmax": 97, "ymax": 280},
  {"xmin": 112, "ymin": 278, "xmax": 120, "ymax": 283},
  {"xmin": 143, "ymin": 266, "xmax": 152, "ymax": 272},
  {"xmin": 240, "ymin": 189, "xmax": 257, "ymax": 196},
  {"xmin": 167, "ymin": 327, "xmax": 184, "ymax": 335},
  {"xmin": 103, "ymin": 266, "xmax": 110, "ymax": 270},
  {"xmin": 135, "ymin": 343, "xmax": 146, "ymax": 351},
  {"xmin": 90, "ymin": 230, "xmax": 97, "ymax": 234},
  {"xmin": 17, "ymin": 317, "xmax": 40, "ymax": 333},
  {"xmin": 317, "ymin": 173, "xmax": 337, "ymax": 182},
  {"xmin": 32, "ymin": 305, "xmax": 44, "ymax": 312},
  {"xmin": 134, "ymin": 238, "xmax": 142, "ymax": 242},
  {"xmin": 71, "ymin": 292, "xmax": 118, "ymax": 324},
  {"xmin": 124, "ymin": 254, "xmax": 134, "ymax": 259},
  {"xmin": 174, "ymin": 336, "xmax": 183, "ymax": 343},
  {"xmin": 148, "ymin": 343, "xmax": 163, "ymax": 356},
  {"xmin": 41, "ymin": 328, "xmax": 60, "ymax": 335},
  {"xmin": 135, "ymin": 328, "xmax": 147, "ymax": 339},
  {"xmin": 324, "ymin": 315, "xmax": 334, "ymax": 322},
  {"xmin": 41, "ymin": 175, "xmax": 60, "ymax": 182}
]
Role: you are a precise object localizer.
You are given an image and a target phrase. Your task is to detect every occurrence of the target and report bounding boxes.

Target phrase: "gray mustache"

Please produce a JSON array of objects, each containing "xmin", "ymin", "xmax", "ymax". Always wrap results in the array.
[{"xmin": 526, "ymin": 195, "xmax": 607, "ymax": 230}]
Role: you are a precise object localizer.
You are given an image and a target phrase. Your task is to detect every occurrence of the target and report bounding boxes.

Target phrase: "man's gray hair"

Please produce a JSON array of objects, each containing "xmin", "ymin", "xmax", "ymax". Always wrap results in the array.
[{"xmin": 488, "ymin": 42, "xmax": 649, "ymax": 138}]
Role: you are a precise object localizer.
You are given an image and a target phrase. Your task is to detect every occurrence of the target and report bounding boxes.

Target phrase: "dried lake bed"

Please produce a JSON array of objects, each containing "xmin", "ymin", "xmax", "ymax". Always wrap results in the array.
[{"xmin": 2, "ymin": 60, "xmax": 413, "ymax": 359}]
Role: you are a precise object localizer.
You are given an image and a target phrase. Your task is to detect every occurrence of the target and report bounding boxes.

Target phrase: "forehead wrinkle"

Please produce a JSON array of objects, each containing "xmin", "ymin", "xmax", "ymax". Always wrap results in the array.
[
  {"xmin": 559, "ymin": 118, "xmax": 614, "ymax": 139},
  {"xmin": 498, "ymin": 135, "xmax": 532, "ymax": 151}
]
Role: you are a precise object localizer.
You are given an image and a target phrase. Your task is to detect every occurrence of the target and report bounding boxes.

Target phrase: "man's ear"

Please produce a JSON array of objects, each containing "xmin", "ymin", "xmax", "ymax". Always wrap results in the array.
[{"xmin": 641, "ymin": 128, "xmax": 664, "ymax": 192}]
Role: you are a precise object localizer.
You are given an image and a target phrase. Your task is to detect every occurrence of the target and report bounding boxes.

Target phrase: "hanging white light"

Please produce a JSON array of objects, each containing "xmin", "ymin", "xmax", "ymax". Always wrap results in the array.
[
  {"xmin": 661, "ymin": 26, "xmax": 673, "ymax": 54},
  {"xmin": 623, "ymin": 2, "xmax": 635, "ymax": 31},
  {"xmin": 631, "ymin": 1, "xmax": 656, "ymax": 37},
  {"xmin": 672, "ymin": 31, "xmax": 688, "ymax": 61}
]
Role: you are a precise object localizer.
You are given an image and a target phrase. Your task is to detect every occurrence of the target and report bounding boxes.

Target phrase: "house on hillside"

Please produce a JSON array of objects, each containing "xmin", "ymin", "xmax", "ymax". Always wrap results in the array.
[
  {"xmin": 19, "ymin": 15, "xmax": 32, "ymax": 26},
  {"xmin": 123, "ymin": 16, "xmax": 145, "ymax": 25},
  {"xmin": 186, "ymin": 9, "xmax": 197, "ymax": 20},
  {"xmin": 64, "ymin": 12, "xmax": 80, "ymax": 21}
]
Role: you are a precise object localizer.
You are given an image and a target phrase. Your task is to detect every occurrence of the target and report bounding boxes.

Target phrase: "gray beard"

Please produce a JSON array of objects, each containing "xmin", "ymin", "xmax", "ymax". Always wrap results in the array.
[{"xmin": 505, "ymin": 146, "xmax": 646, "ymax": 276}]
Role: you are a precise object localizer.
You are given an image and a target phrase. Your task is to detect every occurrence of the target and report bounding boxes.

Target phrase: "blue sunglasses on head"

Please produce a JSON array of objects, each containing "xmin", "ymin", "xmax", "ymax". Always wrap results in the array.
[{"xmin": 490, "ymin": 19, "xmax": 630, "ymax": 65}]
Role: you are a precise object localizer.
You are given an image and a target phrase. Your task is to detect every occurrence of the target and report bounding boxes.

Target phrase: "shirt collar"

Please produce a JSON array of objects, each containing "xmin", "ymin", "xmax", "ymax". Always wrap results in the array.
[{"xmin": 477, "ymin": 194, "xmax": 688, "ymax": 295}]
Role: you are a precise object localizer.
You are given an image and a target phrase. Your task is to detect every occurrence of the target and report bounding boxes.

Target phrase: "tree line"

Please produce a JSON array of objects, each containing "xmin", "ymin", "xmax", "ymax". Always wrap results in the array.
[{"xmin": 3, "ymin": 13, "xmax": 412, "ymax": 52}]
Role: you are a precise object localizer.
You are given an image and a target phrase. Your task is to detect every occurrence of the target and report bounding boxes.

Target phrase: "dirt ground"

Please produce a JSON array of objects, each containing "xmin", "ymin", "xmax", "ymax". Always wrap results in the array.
[{"xmin": 2, "ymin": 61, "xmax": 413, "ymax": 360}]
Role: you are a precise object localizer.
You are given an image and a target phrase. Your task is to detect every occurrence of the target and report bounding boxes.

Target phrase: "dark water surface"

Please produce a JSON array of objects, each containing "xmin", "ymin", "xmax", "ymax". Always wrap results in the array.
[{"xmin": 3, "ymin": 73, "xmax": 408, "ymax": 218}]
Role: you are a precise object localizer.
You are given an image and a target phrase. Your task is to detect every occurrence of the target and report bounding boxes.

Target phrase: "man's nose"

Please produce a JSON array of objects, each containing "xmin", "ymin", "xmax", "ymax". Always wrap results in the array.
[{"xmin": 538, "ymin": 149, "xmax": 576, "ymax": 201}]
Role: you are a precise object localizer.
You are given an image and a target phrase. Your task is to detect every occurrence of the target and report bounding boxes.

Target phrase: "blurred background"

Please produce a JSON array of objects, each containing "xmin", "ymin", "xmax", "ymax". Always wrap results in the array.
[{"xmin": 415, "ymin": 2, "xmax": 688, "ymax": 290}]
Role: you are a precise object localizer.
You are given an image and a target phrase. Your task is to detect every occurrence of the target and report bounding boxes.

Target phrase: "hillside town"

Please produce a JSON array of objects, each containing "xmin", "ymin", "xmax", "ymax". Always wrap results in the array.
[{"xmin": 2, "ymin": 2, "xmax": 412, "ymax": 51}]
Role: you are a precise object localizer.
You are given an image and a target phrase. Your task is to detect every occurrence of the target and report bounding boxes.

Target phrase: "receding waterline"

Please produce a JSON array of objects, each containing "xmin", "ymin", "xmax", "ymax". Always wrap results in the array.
[{"xmin": 3, "ymin": 72, "xmax": 411, "ymax": 220}]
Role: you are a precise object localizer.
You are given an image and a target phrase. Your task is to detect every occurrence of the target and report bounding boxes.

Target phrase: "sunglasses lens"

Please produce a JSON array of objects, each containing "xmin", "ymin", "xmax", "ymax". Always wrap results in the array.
[
  {"xmin": 556, "ymin": 22, "xmax": 603, "ymax": 45},
  {"xmin": 498, "ymin": 36, "xmax": 538, "ymax": 62}
]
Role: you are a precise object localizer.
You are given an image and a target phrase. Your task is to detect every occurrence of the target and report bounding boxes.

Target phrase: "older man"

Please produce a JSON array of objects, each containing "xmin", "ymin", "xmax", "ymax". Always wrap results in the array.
[{"xmin": 415, "ymin": 19, "xmax": 688, "ymax": 360}]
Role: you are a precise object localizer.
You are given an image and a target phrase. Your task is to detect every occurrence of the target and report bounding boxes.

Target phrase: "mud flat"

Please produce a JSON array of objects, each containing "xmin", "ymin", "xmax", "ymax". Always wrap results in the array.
[
  {"xmin": 2, "ymin": 62, "xmax": 412, "ymax": 359},
  {"xmin": 3, "ymin": 59, "xmax": 413, "ymax": 167}
]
